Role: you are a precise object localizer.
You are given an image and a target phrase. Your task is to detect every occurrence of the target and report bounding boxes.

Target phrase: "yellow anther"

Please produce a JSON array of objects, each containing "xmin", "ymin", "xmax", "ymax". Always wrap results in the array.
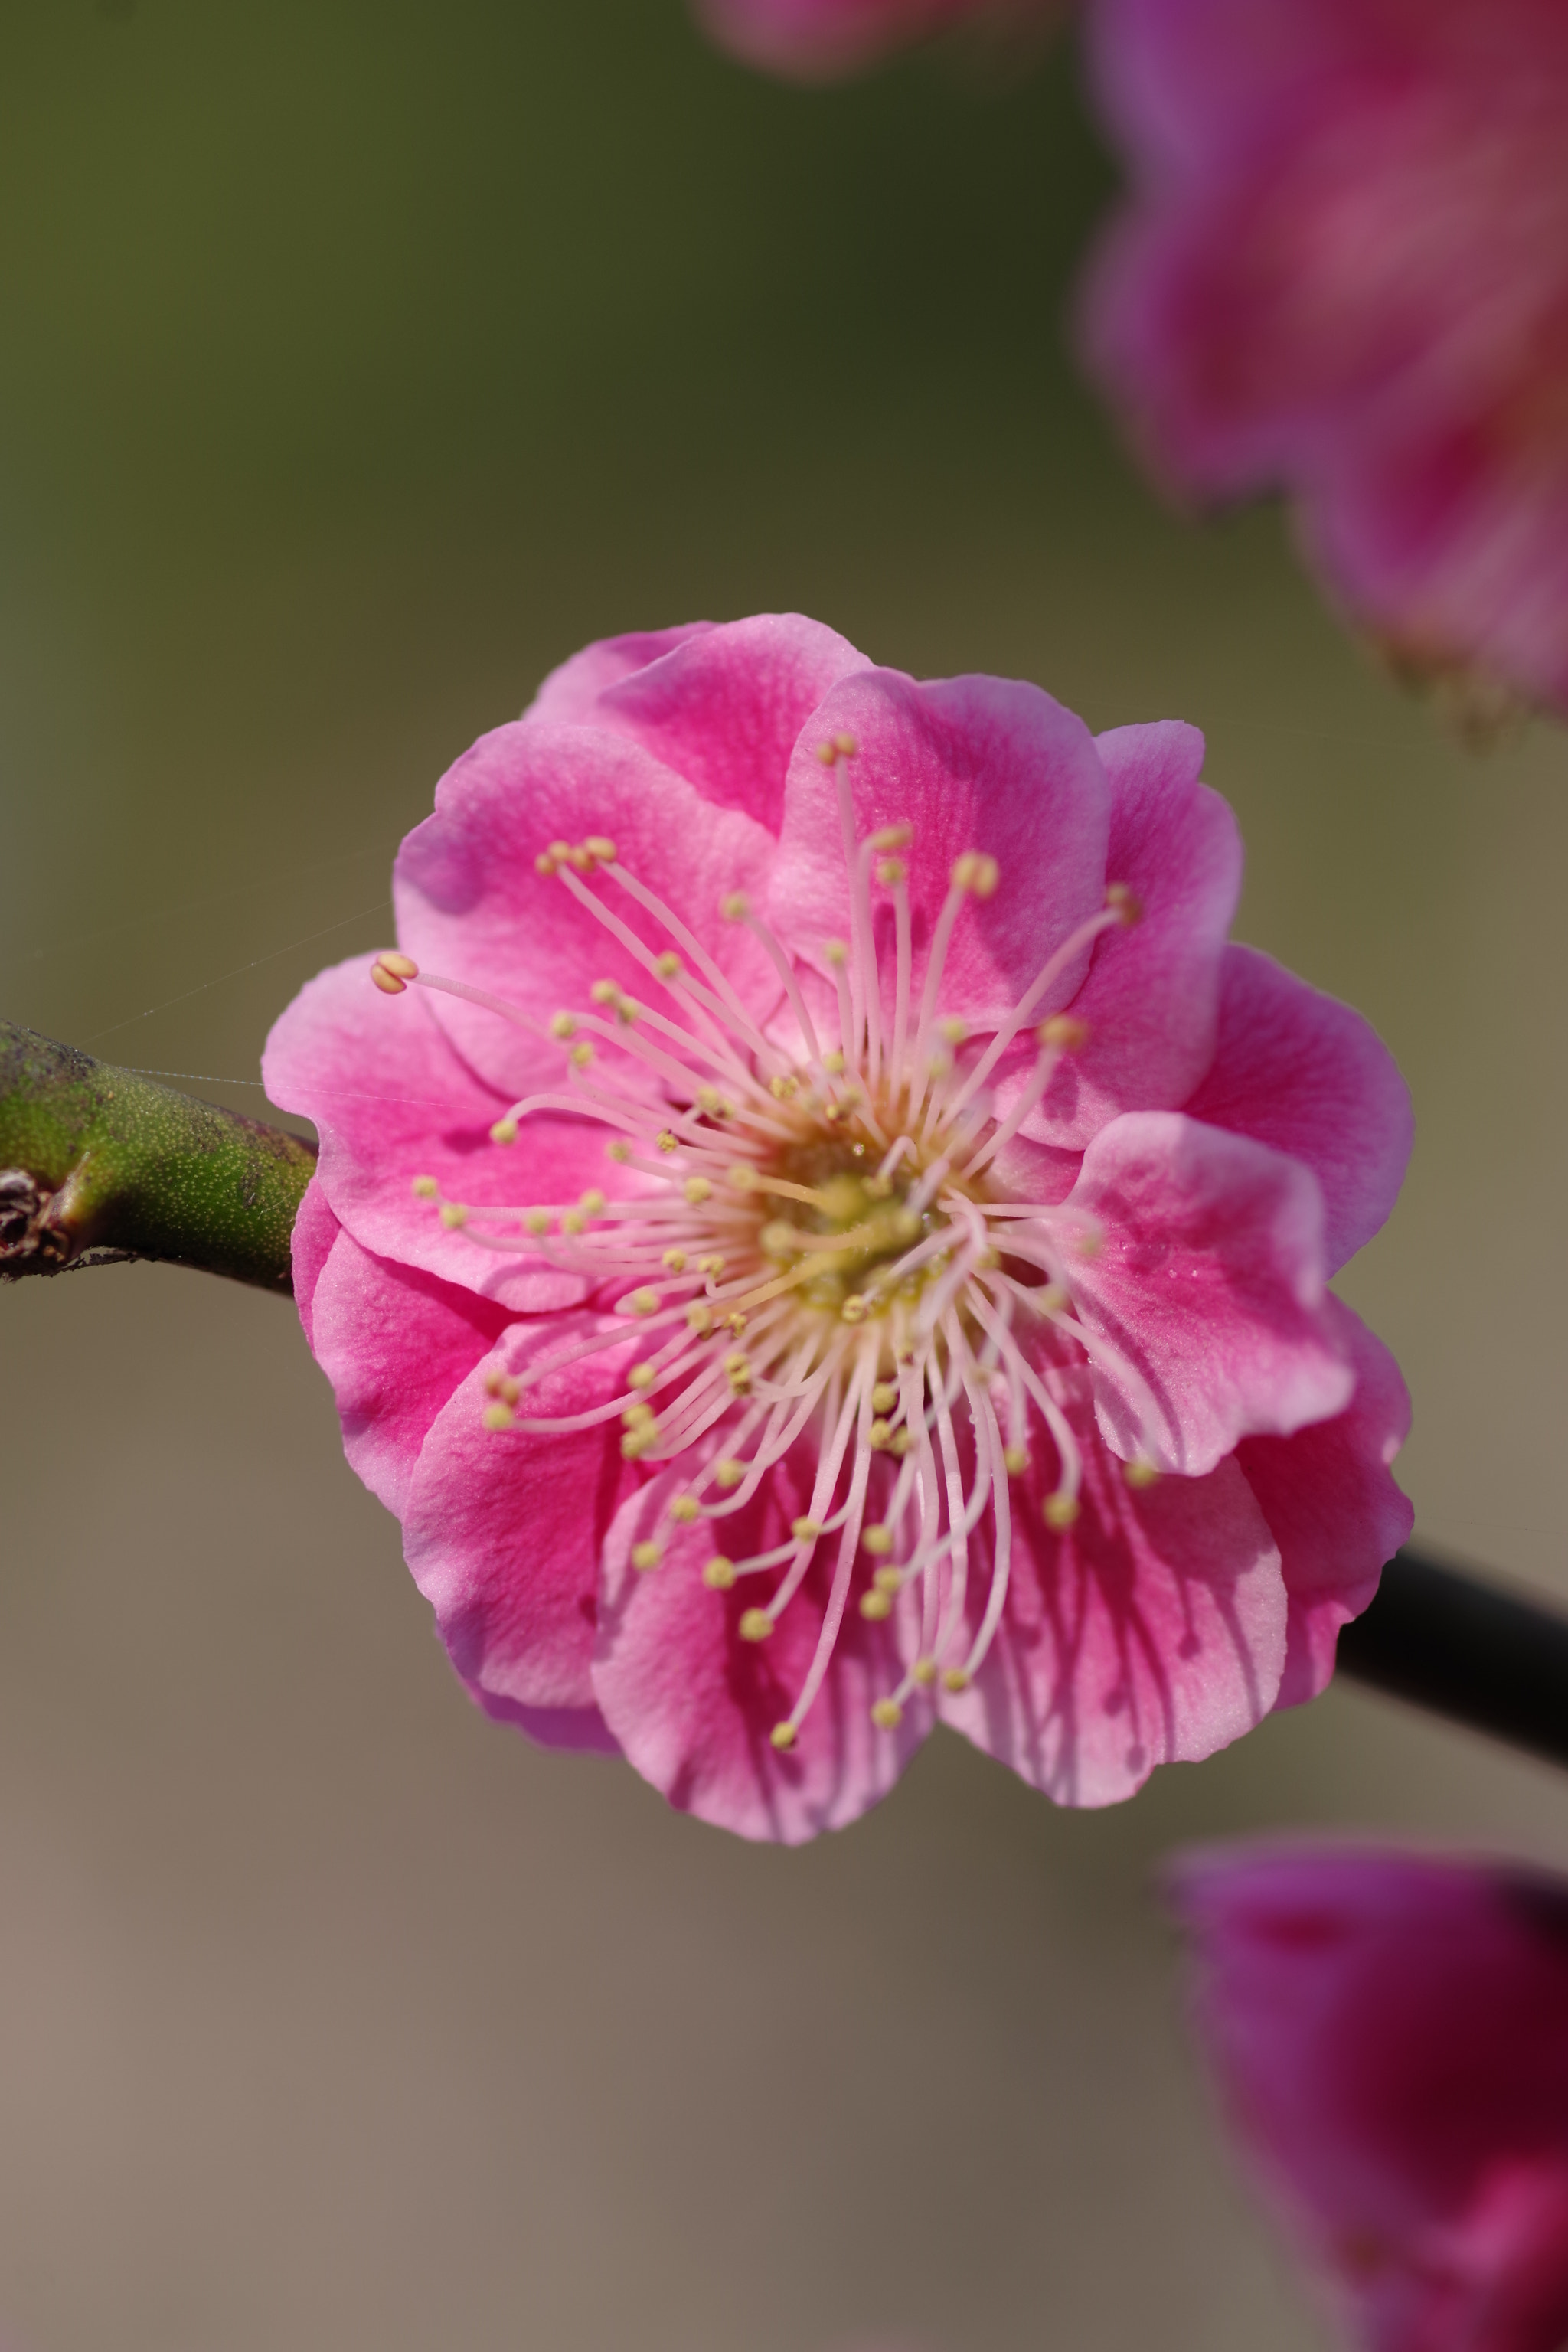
[
  {"xmin": 870, "ymin": 1697, "xmax": 903, "ymax": 1730},
  {"xmin": 822, "ymin": 939, "xmax": 848, "ymax": 969},
  {"xmin": 411, "ymin": 1174, "xmax": 439, "ymax": 1200},
  {"xmin": 725, "ymin": 1312, "xmax": 747, "ymax": 1337},
  {"xmin": 1003, "ymin": 1444, "xmax": 1029, "ymax": 1476},
  {"xmin": 822, "ymin": 1047, "xmax": 846, "ymax": 1073},
  {"xmin": 489, "ymin": 1117, "xmax": 518, "ymax": 1145},
  {"xmin": 568, "ymin": 1043, "xmax": 594, "ymax": 1069},
  {"xmin": 439, "ymin": 1202, "xmax": 469, "ymax": 1229},
  {"xmin": 889, "ymin": 1429, "xmax": 913, "ymax": 1457},
  {"xmin": 696, "ymin": 1086, "xmax": 730, "ymax": 1119},
  {"xmin": 631, "ymin": 1541, "xmax": 663, "ymax": 1573},
  {"xmin": 620, "ymin": 1426, "xmax": 658, "ymax": 1460},
  {"xmin": 760, "ymin": 1220, "xmax": 799, "ymax": 1259},
  {"xmin": 873, "ymin": 1566, "xmax": 903, "ymax": 1594},
  {"xmin": 654, "ymin": 951, "xmax": 682, "ymax": 980},
  {"xmin": 482, "ymin": 1400, "xmax": 514, "ymax": 1432},
  {"xmin": 724, "ymin": 1352, "xmax": 752, "ymax": 1392},
  {"xmin": 1123, "ymin": 1459, "xmax": 1161, "ymax": 1490},
  {"xmin": 685, "ymin": 1303, "xmax": 714, "ymax": 1336},
  {"xmin": 863, "ymin": 1174, "xmax": 892, "ymax": 1200},
  {"xmin": 668, "ymin": 1494, "xmax": 701, "ymax": 1524},
  {"xmin": 1036, "ymin": 1282, "xmax": 1070, "ymax": 1313},
  {"xmin": 791, "ymin": 1517, "xmax": 823, "ymax": 1543},
  {"xmin": 1043, "ymin": 1491, "xmax": 1081, "ymax": 1531},
  {"xmin": 583, "ymin": 835, "xmax": 617, "ymax": 864},
  {"xmin": 590, "ymin": 978, "xmax": 619, "ymax": 1005},
  {"xmin": 703, "ymin": 1555, "xmax": 737, "ymax": 1589},
  {"xmin": 739, "ymin": 1608, "xmax": 774, "ymax": 1642},
  {"xmin": 370, "ymin": 949, "xmax": 419, "ymax": 995},
  {"xmin": 522, "ymin": 1209, "xmax": 550, "ymax": 1236},
  {"xmin": 683, "ymin": 1177, "xmax": 713, "ymax": 1205},
  {"xmin": 550, "ymin": 1011, "xmax": 577, "ymax": 1040},
  {"xmin": 714, "ymin": 1459, "xmax": 746, "ymax": 1489},
  {"xmin": 579, "ymin": 1188, "xmax": 606, "ymax": 1217},
  {"xmin": 567, "ymin": 844, "xmax": 593, "ymax": 874},
  {"xmin": 951, "ymin": 851, "xmax": 986, "ymax": 893},
  {"xmin": 891, "ymin": 1207, "xmax": 921, "ymax": 1244},
  {"xmin": 697, "ymin": 1252, "xmax": 725, "ymax": 1276},
  {"xmin": 841, "ymin": 1295, "xmax": 868, "ymax": 1325},
  {"xmin": 815, "ymin": 740, "xmax": 837, "ymax": 766},
  {"xmin": 662, "ymin": 1247, "xmax": 689, "ymax": 1272},
  {"xmin": 862, "ymin": 1525, "xmax": 894, "ymax": 1557},
  {"xmin": 1038, "ymin": 1014, "xmax": 1090, "ymax": 1054},
  {"xmin": 1106, "ymin": 881, "xmax": 1142, "ymax": 924},
  {"xmin": 628, "ymin": 1363, "xmax": 657, "ymax": 1391},
  {"xmin": 623, "ymin": 1287, "xmax": 662, "ymax": 1318},
  {"xmin": 875, "ymin": 858, "xmax": 907, "ymax": 887},
  {"xmin": 1075, "ymin": 1226, "xmax": 1102, "ymax": 1259},
  {"xmin": 769, "ymin": 1720, "xmax": 797, "ymax": 1751},
  {"xmin": 560, "ymin": 1209, "xmax": 585, "ymax": 1236},
  {"xmin": 859, "ymin": 1589, "xmax": 893, "ymax": 1622},
  {"xmin": 942, "ymin": 1667, "xmax": 972, "ymax": 1692},
  {"xmin": 656, "ymin": 1130, "xmax": 680, "ymax": 1154},
  {"xmin": 867, "ymin": 1419, "xmax": 893, "ymax": 1451},
  {"xmin": 720, "ymin": 891, "xmax": 750, "ymax": 921},
  {"xmin": 768, "ymin": 1073, "xmax": 800, "ymax": 1100},
  {"xmin": 606, "ymin": 1138, "xmax": 632, "ymax": 1164},
  {"xmin": 871, "ymin": 1382, "xmax": 899, "ymax": 1415},
  {"xmin": 548, "ymin": 840, "xmax": 572, "ymax": 864},
  {"xmin": 534, "ymin": 851, "xmax": 557, "ymax": 876},
  {"xmin": 621, "ymin": 1402, "xmax": 655, "ymax": 1429},
  {"xmin": 484, "ymin": 1369, "xmax": 521, "ymax": 1404},
  {"xmin": 834, "ymin": 732, "xmax": 858, "ymax": 757},
  {"xmin": 912, "ymin": 1658, "xmax": 938, "ymax": 1687},
  {"xmin": 727, "ymin": 1163, "xmax": 758, "ymax": 1192},
  {"xmin": 869, "ymin": 823, "xmax": 913, "ymax": 852},
  {"xmin": 938, "ymin": 1016, "xmax": 967, "ymax": 1045}
]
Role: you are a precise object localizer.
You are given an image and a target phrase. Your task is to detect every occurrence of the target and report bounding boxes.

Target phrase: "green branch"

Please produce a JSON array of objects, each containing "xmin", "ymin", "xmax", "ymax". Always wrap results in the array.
[{"xmin": 0, "ymin": 1022, "xmax": 315, "ymax": 1295}]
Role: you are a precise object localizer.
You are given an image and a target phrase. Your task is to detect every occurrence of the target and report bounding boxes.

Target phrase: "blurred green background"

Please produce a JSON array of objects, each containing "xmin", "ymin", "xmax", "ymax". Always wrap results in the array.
[{"xmin": 4, "ymin": 5, "xmax": 1567, "ymax": 2350}]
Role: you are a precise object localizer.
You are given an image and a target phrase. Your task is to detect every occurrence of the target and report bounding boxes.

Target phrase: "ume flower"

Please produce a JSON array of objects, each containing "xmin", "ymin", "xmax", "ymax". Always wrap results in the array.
[{"xmin": 265, "ymin": 614, "xmax": 1412, "ymax": 1841}]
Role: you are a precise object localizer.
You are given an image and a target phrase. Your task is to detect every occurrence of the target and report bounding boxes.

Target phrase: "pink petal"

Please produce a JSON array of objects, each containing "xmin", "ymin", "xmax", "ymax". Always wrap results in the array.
[
  {"xmin": 767, "ymin": 666, "xmax": 1109, "ymax": 1034},
  {"xmin": 1171, "ymin": 1846, "xmax": 1568, "ymax": 2352},
  {"xmin": 1065, "ymin": 1110, "xmax": 1354, "ymax": 1475},
  {"xmin": 527, "ymin": 612, "xmax": 869, "ymax": 834},
  {"xmin": 1184, "ymin": 943, "xmax": 1413, "ymax": 1273},
  {"xmin": 592, "ymin": 1454, "xmax": 931, "ymax": 1844},
  {"xmin": 403, "ymin": 1318, "xmax": 648, "ymax": 1714},
  {"xmin": 393, "ymin": 720, "xmax": 779, "ymax": 1100},
  {"xmin": 289, "ymin": 1174, "xmax": 341, "ymax": 1348},
  {"xmin": 938, "ymin": 1393, "xmax": 1285, "ymax": 1805},
  {"xmin": 263, "ymin": 956, "xmax": 599, "ymax": 1312},
  {"xmin": 695, "ymin": 0, "xmax": 1008, "ymax": 79},
  {"xmin": 308, "ymin": 1227, "xmax": 512, "ymax": 1517},
  {"xmin": 1010, "ymin": 719, "xmax": 1240, "ymax": 1148},
  {"xmin": 459, "ymin": 1680, "xmax": 623, "ymax": 1758},
  {"xmin": 1237, "ymin": 1296, "xmax": 1413, "ymax": 1707}
]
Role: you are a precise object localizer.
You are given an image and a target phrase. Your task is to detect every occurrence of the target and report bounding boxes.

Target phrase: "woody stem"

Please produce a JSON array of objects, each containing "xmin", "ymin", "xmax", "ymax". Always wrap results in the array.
[{"xmin": 0, "ymin": 1021, "xmax": 315, "ymax": 1296}]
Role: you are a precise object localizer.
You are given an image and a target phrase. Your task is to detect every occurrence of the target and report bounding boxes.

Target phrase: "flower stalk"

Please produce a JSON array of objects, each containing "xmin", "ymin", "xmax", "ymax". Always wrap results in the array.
[{"xmin": 0, "ymin": 1021, "xmax": 315, "ymax": 1295}]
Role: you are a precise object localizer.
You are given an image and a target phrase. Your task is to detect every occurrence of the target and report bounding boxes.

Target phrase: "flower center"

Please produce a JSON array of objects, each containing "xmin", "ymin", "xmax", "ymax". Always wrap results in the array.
[{"xmin": 373, "ymin": 737, "xmax": 1145, "ymax": 1751}]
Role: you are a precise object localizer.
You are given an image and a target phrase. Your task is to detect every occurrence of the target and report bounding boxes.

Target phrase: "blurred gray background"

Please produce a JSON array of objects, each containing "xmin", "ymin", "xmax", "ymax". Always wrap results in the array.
[{"xmin": 3, "ymin": 5, "xmax": 1566, "ymax": 2350}]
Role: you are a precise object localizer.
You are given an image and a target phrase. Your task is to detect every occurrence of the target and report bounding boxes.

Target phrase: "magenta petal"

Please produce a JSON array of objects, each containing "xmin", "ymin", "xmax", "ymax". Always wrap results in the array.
[
  {"xmin": 460, "ymin": 1679, "xmax": 623, "ymax": 1757},
  {"xmin": 696, "ymin": 0, "xmax": 1006, "ymax": 80},
  {"xmin": 1066, "ymin": 1110, "xmax": 1353, "ymax": 1475},
  {"xmin": 393, "ymin": 721, "xmax": 779, "ymax": 1099},
  {"xmin": 939, "ymin": 1398, "xmax": 1285, "ymax": 1804},
  {"xmin": 1016, "ymin": 719, "xmax": 1240, "ymax": 1148},
  {"xmin": 593, "ymin": 1455, "xmax": 931, "ymax": 1844},
  {"xmin": 1184, "ymin": 943, "xmax": 1413, "ymax": 1273},
  {"xmin": 403, "ymin": 1318, "xmax": 648, "ymax": 1714},
  {"xmin": 263, "ymin": 956, "xmax": 597, "ymax": 1312},
  {"xmin": 1171, "ymin": 1846, "xmax": 1568, "ymax": 2352},
  {"xmin": 768, "ymin": 666, "xmax": 1109, "ymax": 1031},
  {"xmin": 528, "ymin": 612, "xmax": 869, "ymax": 834},
  {"xmin": 1238, "ymin": 1296, "xmax": 1413, "ymax": 1708},
  {"xmin": 309, "ymin": 1227, "xmax": 512, "ymax": 1517},
  {"xmin": 289, "ymin": 1175, "xmax": 341, "ymax": 1348}
]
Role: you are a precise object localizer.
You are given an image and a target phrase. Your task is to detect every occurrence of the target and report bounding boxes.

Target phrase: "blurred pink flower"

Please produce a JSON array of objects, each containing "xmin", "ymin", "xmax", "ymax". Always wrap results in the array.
[
  {"xmin": 694, "ymin": 0, "xmax": 1057, "ymax": 80},
  {"xmin": 1174, "ymin": 1846, "xmax": 1568, "ymax": 2352},
  {"xmin": 1082, "ymin": 0, "xmax": 1568, "ymax": 716},
  {"xmin": 264, "ymin": 613, "xmax": 1412, "ymax": 1843}
]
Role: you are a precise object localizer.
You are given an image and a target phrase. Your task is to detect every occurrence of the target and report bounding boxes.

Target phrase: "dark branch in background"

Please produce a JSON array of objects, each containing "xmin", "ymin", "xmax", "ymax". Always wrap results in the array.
[
  {"xmin": 5, "ymin": 1019, "xmax": 1568, "ymax": 1769},
  {"xmin": 1338, "ymin": 1549, "xmax": 1568, "ymax": 1772},
  {"xmin": 0, "ymin": 1021, "xmax": 314, "ymax": 1295}
]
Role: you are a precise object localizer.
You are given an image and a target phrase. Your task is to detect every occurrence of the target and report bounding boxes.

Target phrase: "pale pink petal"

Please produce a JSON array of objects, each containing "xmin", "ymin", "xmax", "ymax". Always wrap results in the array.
[
  {"xmin": 459, "ymin": 1681, "xmax": 623, "ymax": 1757},
  {"xmin": 403, "ymin": 1318, "xmax": 648, "ymax": 1714},
  {"xmin": 1011, "ymin": 719, "xmax": 1240, "ymax": 1148},
  {"xmin": 394, "ymin": 721, "xmax": 779, "ymax": 1100},
  {"xmin": 1237, "ymin": 1296, "xmax": 1413, "ymax": 1707},
  {"xmin": 939, "ymin": 1392, "xmax": 1285, "ymax": 1804},
  {"xmin": 1172, "ymin": 1847, "xmax": 1568, "ymax": 2352},
  {"xmin": 768, "ymin": 666, "xmax": 1109, "ymax": 1034},
  {"xmin": 1064, "ymin": 1110, "xmax": 1354, "ymax": 1475},
  {"xmin": 309, "ymin": 1227, "xmax": 511, "ymax": 1517},
  {"xmin": 527, "ymin": 613, "xmax": 869, "ymax": 834},
  {"xmin": 1184, "ymin": 943, "xmax": 1413, "ymax": 1272},
  {"xmin": 289, "ymin": 1174, "xmax": 341, "ymax": 1347},
  {"xmin": 592, "ymin": 1453, "xmax": 931, "ymax": 1844},
  {"xmin": 263, "ymin": 956, "xmax": 599, "ymax": 1312}
]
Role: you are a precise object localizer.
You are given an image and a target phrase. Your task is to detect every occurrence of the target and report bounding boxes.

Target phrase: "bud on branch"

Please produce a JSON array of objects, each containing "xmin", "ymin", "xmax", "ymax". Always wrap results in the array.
[{"xmin": 0, "ymin": 1021, "xmax": 315, "ymax": 1295}]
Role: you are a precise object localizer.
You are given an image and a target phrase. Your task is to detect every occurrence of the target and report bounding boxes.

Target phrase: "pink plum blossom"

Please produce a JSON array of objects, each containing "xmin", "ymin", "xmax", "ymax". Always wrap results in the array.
[
  {"xmin": 694, "ymin": 0, "xmax": 1057, "ymax": 79},
  {"xmin": 1082, "ymin": 0, "xmax": 1568, "ymax": 717},
  {"xmin": 263, "ymin": 612, "xmax": 1413, "ymax": 1842},
  {"xmin": 1173, "ymin": 1846, "xmax": 1568, "ymax": 2352}
]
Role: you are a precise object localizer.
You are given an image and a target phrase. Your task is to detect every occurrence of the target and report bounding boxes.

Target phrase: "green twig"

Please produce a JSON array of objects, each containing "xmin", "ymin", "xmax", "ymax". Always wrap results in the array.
[{"xmin": 0, "ymin": 1022, "xmax": 315, "ymax": 1295}]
